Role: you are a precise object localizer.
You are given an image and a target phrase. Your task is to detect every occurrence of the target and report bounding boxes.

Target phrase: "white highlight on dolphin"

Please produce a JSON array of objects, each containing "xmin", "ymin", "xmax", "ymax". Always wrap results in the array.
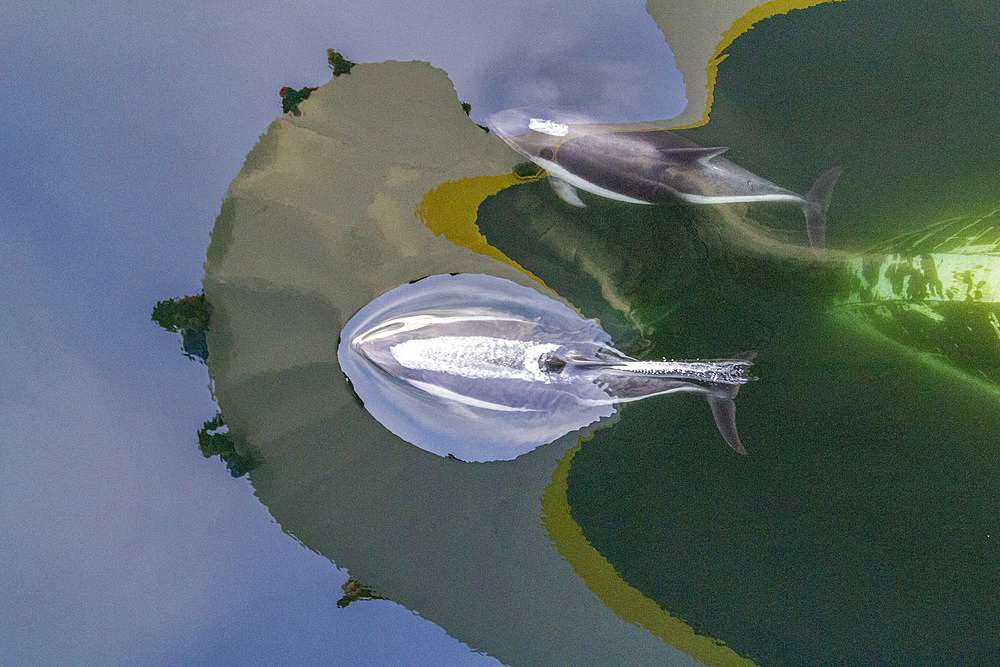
[{"xmin": 391, "ymin": 336, "xmax": 560, "ymax": 382}]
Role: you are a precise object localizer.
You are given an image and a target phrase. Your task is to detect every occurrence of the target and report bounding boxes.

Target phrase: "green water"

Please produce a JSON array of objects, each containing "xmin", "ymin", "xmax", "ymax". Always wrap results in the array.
[
  {"xmin": 677, "ymin": 0, "xmax": 999, "ymax": 249},
  {"xmin": 475, "ymin": 1, "xmax": 1000, "ymax": 662}
]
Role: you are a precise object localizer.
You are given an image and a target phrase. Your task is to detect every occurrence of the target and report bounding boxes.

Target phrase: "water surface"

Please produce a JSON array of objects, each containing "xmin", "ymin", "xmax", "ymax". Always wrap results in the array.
[{"xmin": 192, "ymin": 1, "xmax": 1000, "ymax": 664}]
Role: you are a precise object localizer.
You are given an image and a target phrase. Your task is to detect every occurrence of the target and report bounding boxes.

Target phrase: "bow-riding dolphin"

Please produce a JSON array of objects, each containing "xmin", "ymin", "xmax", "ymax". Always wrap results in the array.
[{"xmin": 339, "ymin": 273, "xmax": 757, "ymax": 460}]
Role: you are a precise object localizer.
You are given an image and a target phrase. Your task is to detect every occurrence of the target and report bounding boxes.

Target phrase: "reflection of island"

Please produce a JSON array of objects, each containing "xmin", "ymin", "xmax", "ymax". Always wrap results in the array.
[
  {"xmin": 327, "ymin": 49, "xmax": 356, "ymax": 77},
  {"xmin": 152, "ymin": 294, "xmax": 259, "ymax": 477},
  {"xmin": 197, "ymin": 413, "xmax": 259, "ymax": 478},
  {"xmin": 151, "ymin": 294, "xmax": 209, "ymax": 363},
  {"xmin": 460, "ymin": 101, "xmax": 489, "ymax": 133},
  {"xmin": 337, "ymin": 579, "xmax": 386, "ymax": 609},
  {"xmin": 279, "ymin": 86, "xmax": 318, "ymax": 117},
  {"xmin": 200, "ymin": 56, "xmax": 711, "ymax": 665},
  {"xmin": 278, "ymin": 49, "xmax": 357, "ymax": 117},
  {"xmin": 646, "ymin": 0, "xmax": 842, "ymax": 128}
]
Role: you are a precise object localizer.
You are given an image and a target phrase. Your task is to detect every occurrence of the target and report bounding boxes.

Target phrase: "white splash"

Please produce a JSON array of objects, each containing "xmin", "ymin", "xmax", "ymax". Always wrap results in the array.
[{"xmin": 528, "ymin": 117, "xmax": 569, "ymax": 137}]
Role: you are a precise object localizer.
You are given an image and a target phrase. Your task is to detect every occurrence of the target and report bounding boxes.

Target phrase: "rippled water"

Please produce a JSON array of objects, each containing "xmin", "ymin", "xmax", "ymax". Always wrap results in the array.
[{"xmin": 185, "ymin": 2, "xmax": 1000, "ymax": 664}]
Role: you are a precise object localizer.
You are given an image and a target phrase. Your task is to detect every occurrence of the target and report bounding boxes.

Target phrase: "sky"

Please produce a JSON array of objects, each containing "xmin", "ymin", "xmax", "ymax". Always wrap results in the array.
[{"xmin": 0, "ymin": 2, "xmax": 686, "ymax": 664}]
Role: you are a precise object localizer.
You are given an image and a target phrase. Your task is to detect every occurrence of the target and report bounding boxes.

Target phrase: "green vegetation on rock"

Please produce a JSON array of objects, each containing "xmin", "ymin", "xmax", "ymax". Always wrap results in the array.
[
  {"xmin": 327, "ymin": 49, "xmax": 356, "ymax": 77},
  {"xmin": 337, "ymin": 579, "xmax": 386, "ymax": 608},
  {"xmin": 280, "ymin": 86, "xmax": 317, "ymax": 117},
  {"xmin": 151, "ymin": 294, "xmax": 209, "ymax": 333},
  {"xmin": 152, "ymin": 293, "xmax": 210, "ymax": 362},
  {"xmin": 460, "ymin": 100, "xmax": 489, "ymax": 132},
  {"xmin": 196, "ymin": 413, "xmax": 259, "ymax": 478}
]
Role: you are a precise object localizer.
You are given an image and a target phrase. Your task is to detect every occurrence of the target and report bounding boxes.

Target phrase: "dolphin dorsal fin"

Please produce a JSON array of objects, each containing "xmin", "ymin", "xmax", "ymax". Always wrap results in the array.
[{"xmin": 661, "ymin": 146, "xmax": 729, "ymax": 162}]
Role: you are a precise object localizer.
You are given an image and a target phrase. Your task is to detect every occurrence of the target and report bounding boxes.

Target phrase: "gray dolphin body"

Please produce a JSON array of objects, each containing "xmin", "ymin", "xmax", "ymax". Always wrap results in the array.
[
  {"xmin": 339, "ymin": 274, "xmax": 755, "ymax": 460},
  {"xmin": 487, "ymin": 108, "xmax": 841, "ymax": 250}
]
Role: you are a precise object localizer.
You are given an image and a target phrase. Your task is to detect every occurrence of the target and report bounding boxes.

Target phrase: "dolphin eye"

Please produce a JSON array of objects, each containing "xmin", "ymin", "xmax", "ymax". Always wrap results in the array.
[
  {"xmin": 540, "ymin": 354, "xmax": 566, "ymax": 373},
  {"xmin": 539, "ymin": 147, "xmax": 554, "ymax": 161}
]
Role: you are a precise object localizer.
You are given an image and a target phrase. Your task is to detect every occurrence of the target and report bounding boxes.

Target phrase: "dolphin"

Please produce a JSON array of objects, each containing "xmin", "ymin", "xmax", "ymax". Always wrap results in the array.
[
  {"xmin": 486, "ymin": 107, "xmax": 841, "ymax": 250},
  {"xmin": 339, "ymin": 274, "xmax": 756, "ymax": 459}
]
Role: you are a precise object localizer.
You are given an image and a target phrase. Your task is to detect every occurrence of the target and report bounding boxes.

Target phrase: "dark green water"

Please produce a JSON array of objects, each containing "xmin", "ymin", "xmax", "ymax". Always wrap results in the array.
[
  {"xmin": 476, "ymin": 2, "xmax": 1000, "ymax": 662},
  {"xmin": 678, "ymin": 0, "xmax": 1000, "ymax": 250}
]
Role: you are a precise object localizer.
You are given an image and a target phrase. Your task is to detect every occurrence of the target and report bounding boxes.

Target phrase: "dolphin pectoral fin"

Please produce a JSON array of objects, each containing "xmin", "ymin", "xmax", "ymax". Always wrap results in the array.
[
  {"xmin": 548, "ymin": 175, "xmax": 587, "ymax": 208},
  {"xmin": 660, "ymin": 146, "xmax": 729, "ymax": 162},
  {"xmin": 706, "ymin": 393, "xmax": 746, "ymax": 455},
  {"xmin": 803, "ymin": 166, "xmax": 843, "ymax": 252}
]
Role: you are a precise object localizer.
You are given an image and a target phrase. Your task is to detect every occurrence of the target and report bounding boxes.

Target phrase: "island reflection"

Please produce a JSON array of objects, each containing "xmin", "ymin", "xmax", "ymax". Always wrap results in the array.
[{"xmin": 199, "ymin": 58, "xmax": 705, "ymax": 665}]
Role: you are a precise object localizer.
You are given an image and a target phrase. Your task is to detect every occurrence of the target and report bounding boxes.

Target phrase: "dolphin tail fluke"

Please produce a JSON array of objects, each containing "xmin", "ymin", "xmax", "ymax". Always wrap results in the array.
[
  {"xmin": 803, "ymin": 166, "xmax": 842, "ymax": 251},
  {"xmin": 707, "ymin": 350, "xmax": 755, "ymax": 454},
  {"xmin": 585, "ymin": 349, "xmax": 756, "ymax": 454},
  {"xmin": 548, "ymin": 175, "xmax": 587, "ymax": 208},
  {"xmin": 706, "ymin": 387, "xmax": 746, "ymax": 455}
]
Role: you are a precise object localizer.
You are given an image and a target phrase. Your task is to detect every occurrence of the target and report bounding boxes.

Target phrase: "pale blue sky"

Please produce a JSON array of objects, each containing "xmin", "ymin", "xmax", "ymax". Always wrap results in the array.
[{"xmin": 0, "ymin": 2, "xmax": 684, "ymax": 663}]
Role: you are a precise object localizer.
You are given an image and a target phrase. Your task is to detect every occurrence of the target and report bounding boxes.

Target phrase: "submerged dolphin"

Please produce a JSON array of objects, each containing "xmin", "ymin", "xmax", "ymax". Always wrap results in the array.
[
  {"xmin": 487, "ymin": 107, "xmax": 841, "ymax": 250},
  {"xmin": 338, "ymin": 274, "xmax": 755, "ymax": 460}
]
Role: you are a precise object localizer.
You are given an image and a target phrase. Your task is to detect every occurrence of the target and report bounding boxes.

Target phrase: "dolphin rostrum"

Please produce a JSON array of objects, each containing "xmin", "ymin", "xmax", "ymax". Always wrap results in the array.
[
  {"xmin": 338, "ymin": 273, "xmax": 756, "ymax": 460},
  {"xmin": 487, "ymin": 107, "xmax": 841, "ymax": 250}
]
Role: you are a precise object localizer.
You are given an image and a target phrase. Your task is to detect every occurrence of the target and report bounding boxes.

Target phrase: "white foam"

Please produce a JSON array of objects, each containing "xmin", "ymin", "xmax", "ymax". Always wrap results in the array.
[{"xmin": 528, "ymin": 117, "xmax": 569, "ymax": 136}]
